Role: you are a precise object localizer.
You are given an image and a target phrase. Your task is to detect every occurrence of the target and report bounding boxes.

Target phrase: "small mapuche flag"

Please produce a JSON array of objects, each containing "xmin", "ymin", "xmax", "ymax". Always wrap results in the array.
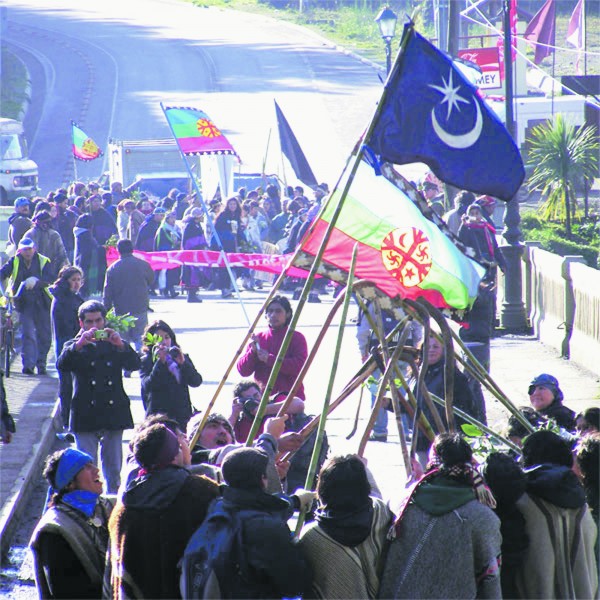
[
  {"xmin": 163, "ymin": 106, "xmax": 238, "ymax": 157},
  {"xmin": 71, "ymin": 121, "xmax": 103, "ymax": 161}
]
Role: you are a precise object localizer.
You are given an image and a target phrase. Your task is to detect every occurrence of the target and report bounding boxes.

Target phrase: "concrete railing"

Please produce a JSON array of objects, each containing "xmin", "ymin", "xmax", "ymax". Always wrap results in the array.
[{"xmin": 521, "ymin": 243, "xmax": 600, "ymax": 376}]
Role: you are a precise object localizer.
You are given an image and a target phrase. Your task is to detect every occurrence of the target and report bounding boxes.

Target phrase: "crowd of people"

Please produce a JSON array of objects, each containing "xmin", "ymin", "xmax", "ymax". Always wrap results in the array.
[{"xmin": 1, "ymin": 177, "xmax": 599, "ymax": 599}]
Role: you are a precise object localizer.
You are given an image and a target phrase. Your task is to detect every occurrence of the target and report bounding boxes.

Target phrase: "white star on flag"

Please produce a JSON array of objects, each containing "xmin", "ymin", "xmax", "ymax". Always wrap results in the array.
[{"xmin": 429, "ymin": 70, "xmax": 470, "ymax": 121}]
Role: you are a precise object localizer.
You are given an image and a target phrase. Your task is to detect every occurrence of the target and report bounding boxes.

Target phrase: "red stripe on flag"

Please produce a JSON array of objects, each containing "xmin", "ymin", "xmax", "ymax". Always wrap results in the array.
[{"xmin": 301, "ymin": 219, "xmax": 448, "ymax": 306}]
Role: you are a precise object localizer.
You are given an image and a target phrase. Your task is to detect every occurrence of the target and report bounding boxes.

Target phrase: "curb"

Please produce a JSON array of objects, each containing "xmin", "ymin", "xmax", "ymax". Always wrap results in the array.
[{"xmin": 0, "ymin": 401, "xmax": 59, "ymax": 557}]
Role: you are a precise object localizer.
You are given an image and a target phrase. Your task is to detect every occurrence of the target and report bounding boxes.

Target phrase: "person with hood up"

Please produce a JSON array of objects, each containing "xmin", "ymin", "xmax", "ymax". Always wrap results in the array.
[
  {"xmin": 21, "ymin": 209, "xmax": 69, "ymax": 280},
  {"xmin": 527, "ymin": 373, "xmax": 576, "ymax": 432},
  {"xmin": 378, "ymin": 433, "xmax": 502, "ymax": 599},
  {"xmin": 299, "ymin": 454, "xmax": 394, "ymax": 599},
  {"xmin": 73, "ymin": 214, "xmax": 106, "ymax": 297},
  {"xmin": 29, "ymin": 448, "xmax": 114, "ymax": 599},
  {"xmin": 107, "ymin": 423, "xmax": 219, "ymax": 599},
  {"xmin": 135, "ymin": 206, "xmax": 165, "ymax": 252},
  {"xmin": 7, "ymin": 196, "xmax": 32, "ymax": 254},
  {"xmin": 514, "ymin": 430, "xmax": 598, "ymax": 599}
]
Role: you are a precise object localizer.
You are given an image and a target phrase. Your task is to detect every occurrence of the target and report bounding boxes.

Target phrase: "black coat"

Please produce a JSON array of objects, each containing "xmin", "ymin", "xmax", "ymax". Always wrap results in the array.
[
  {"xmin": 221, "ymin": 486, "xmax": 310, "ymax": 599},
  {"xmin": 50, "ymin": 284, "xmax": 85, "ymax": 352},
  {"xmin": 57, "ymin": 337, "xmax": 141, "ymax": 432},
  {"xmin": 74, "ymin": 229, "xmax": 106, "ymax": 296},
  {"xmin": 140, "ymin": 351, "xmax": 202, "ymax": 430}
]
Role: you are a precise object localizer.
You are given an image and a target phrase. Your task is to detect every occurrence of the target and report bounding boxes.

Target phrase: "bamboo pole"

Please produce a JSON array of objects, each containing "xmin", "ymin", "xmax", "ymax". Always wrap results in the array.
[
  {"xmin": 279, "ymin": 359, "xmax": 378, "ymax": 463},
  {"xmin": 429, "ymin": 393, "xmax": 521, "ymax": 454},
  {"xmin": 276, "ymin": 280, "xmax": 367, "ymax": 418},
  {"xmin": 372, "ymin": 299, "xmax": 413, "ymax": 476},
  {"xmin": 357, "ymin": 337, "xmax": 407, "ymax": 457},
  {"xmin": 294, "ymin": 245, "xmax": 358, "ymax": 536}
]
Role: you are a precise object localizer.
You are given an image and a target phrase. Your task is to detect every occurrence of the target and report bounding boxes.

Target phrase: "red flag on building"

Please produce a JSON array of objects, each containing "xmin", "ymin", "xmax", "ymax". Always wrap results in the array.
[
  {"xmin": 523, "ymin": 0, "xmax": 556, "ymax": 65},
  {"xmin": 497, "ymin": 0, "xmax": 518, "ymax": 81}
]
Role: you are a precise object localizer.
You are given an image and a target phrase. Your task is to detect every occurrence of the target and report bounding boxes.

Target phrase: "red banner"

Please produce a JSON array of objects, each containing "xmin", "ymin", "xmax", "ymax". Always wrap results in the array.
[{"xmin": 105, "ymin": 247, "xmax": 309, "ymax": 278}]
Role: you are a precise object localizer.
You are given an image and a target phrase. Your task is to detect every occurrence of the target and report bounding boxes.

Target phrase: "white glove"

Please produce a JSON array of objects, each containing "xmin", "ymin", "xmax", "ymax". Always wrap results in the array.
[
  {"xmin": 294, "ymin": 489, "xmax": 317, "ymax": 512},
  {"xmin": 24, "ymin": 276, "xmax": 39, "ymax": 290}
]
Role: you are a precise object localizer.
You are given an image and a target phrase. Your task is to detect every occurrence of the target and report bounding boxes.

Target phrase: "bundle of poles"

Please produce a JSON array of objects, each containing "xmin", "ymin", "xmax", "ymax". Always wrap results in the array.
[{"xmin": 187, "ymin": 243, "xmax": 536, "ymax": 533}]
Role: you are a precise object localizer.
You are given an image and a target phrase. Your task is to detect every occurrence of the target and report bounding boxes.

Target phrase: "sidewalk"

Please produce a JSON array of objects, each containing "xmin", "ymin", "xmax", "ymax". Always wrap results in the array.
[{"xmin": 0, "ymin": 328, "xmax": 598, "ymax": 556}]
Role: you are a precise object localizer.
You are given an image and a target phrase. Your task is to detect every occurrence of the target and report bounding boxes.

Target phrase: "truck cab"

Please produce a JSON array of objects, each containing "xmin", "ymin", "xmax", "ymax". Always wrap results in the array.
[{"xmin": 0, "ymin": 118, "xmax": 39, "ymax": 205}]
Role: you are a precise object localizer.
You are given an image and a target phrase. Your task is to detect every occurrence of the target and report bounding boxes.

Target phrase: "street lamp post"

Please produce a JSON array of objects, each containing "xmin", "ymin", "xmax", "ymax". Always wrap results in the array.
[
  {"xmin": 500, "ymin": 0, "xmax": 528, "ymax": 331},
  {"xmin": 375, "ymin": 6, "xmax": 398, "ymax": 74}
]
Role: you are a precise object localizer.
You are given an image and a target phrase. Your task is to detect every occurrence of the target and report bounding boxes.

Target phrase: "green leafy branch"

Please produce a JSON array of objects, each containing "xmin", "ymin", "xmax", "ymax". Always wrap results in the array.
[{"xmin": 105, "ymin": 308, "xmax": 137, "ymax": 334}]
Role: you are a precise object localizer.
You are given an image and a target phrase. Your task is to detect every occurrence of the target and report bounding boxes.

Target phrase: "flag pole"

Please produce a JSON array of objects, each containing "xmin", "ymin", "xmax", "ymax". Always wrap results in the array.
[
  {"xmin": 294, "ymin": 244, "xmax": 358, "ymax": 537},
  {"xmin": 160, "ymin": 103, "xmax": 250, "ymax": 326},
  {"xmin": 245, "ymin": 24, "xmax": 417, "ymax": 446}
]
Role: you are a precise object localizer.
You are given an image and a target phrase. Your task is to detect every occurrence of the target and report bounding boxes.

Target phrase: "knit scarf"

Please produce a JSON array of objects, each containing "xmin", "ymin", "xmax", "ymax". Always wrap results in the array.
[
  {"xmin": 390, "ymin": 456, "xmax": 496, "ymax": 539},
  {"xmin": 61, "ymin": 489, "xmax": 101, "ymax": 518}
]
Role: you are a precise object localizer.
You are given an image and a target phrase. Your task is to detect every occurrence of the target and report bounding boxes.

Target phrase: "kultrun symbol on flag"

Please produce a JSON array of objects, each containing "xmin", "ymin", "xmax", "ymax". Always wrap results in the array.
[
  {"xmin": 82, "ymin": 138, "xmax": 99, "ymax": 156},
  {"xmin": 381, "ymin": 227, "xmax": 432, "ymax": 288},
  {"xmin": 196, "ymin": 118, "xmax": 222, "ymax": 138}
]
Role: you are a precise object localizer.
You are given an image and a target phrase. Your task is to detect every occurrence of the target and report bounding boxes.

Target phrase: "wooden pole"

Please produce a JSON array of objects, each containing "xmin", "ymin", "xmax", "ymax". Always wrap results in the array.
[{"xmin": 294, "ymin": 245, "xmax": 358, "ymax": 535}]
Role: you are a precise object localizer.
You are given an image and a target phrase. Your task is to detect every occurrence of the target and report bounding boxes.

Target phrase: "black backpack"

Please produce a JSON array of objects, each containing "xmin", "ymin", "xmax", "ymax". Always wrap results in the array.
[{"xmin": 179, "ymin": 498, "xmax": 260, "ymax": 599}]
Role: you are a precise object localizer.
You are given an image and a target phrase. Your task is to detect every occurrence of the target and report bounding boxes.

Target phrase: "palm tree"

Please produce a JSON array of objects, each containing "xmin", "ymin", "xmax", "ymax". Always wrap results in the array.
[{"xmin": 527, "ymin": 114, "xmax": 598, "ymax": 238}]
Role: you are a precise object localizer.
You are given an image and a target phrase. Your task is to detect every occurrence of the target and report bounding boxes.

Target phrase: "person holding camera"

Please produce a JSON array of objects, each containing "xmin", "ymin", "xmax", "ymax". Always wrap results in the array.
[
  {"xmin": 140, "ymin": 320, "xmax": 202, "ymax": 431},
  {"xmin": 57, "ymin": 300, "xmax": 141, "ymax": 493}
]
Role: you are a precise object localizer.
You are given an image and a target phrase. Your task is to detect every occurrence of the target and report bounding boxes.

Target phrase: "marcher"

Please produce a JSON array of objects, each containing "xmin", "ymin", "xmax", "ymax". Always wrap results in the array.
[
  {"xmin": 73, "ymin": 214, "xmax": 106, "ymax": 297},
  {"xmin": 181, "ymin": 207, "xmax": 208, "ymax": 303},
  {"xmin": 107, "ymin": 423, "xmax": 219, "ymax": 599},
  {"xmin": 135, "ymin": 207, "xmax": 165, "ymax": 252},
  {"xmin": 442, "ymin": 190, "xmax": 475, "ymax": 236},
  {"xmin": 103, "ymin": 239, "xmax": 154, "ymax": 353},
  {"xmin": 88, "ymin": 194, "xmax": 117, "ymax": 245},
  {"xmin": 515, "ymin": 430, "xmax": 598, "ymax": 598},
  {"xmin": 52, "ymin": 192, "xmax": 75, "ymax": 260},
  {"xmin": 299, "ymin": 454, "xmax": 394, "ymax": 599},
  {"xmin": 528, "ymin": 373, "xmax": 576, "ymax": 431},
  {"xmin": 123, "ymin": 199, "xmax": 145, "ymax": 246},
  {"xmin": 576, "ymin": 407, "xmax": 600, "ymax": 436},
  {"xmin": 154, "ymin": 210, "xmax": 181, "ymax": 298},
  {"xmin": 50, "ymin": 266, "xmax": 85, "ymax": 428},
  {"xmin": 56, "ymin": 300, "xmax": 141, "ymax": 493},
  {"xmin": 7, "ymin": 196, "xmax": 32, "ymax": 253},
  {"xmin": 379, "ymin": 433, "xmax": 502, "ymax": 599},
  {"xmin": 212, "ymin": 196, "xmax": 243, "ymax": 298},
  {"xmin": 22, "ymin": 210, "xmax": 69, "ymax": 280},
  {"xmin": 29, "ymin": 448, "xmax": 114, "ymax": 599},
  {"xmin": 237, "ymin": 295, "xmax": 308, "ymax": 399},
  {"xmin": 140, "ymin": 320, "xmax": 202, "ymax": 431},
  {"xmin": 183, "ymin": 446, "xmax": 311, "ymax": 599},
  {"xmin": 0, "ymin": 238, "xmax": 53, "ymax": 375}
]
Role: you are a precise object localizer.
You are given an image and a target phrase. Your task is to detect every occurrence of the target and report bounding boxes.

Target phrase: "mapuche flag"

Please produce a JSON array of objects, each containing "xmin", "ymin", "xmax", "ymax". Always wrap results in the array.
[
  {"xmin": 366, "ymin": 25, "xmax": 524, "ymax": 202},
  {"xmin": 292, "ymin": 159, "xmax": 485, "ymax": 311},
  {"xmin": 163, "ymin": 106, "xmax": 238, "ymax": 157},
  {"xmin": 71, "ymin": 121, "xmax": 102, "ymax": 161}
]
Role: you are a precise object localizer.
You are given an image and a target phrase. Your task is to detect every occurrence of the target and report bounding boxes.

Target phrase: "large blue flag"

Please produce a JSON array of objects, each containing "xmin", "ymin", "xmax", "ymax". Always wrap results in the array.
[{"xmin": 367, "ymin": 25, "xmax": 524, "ymax": 201}]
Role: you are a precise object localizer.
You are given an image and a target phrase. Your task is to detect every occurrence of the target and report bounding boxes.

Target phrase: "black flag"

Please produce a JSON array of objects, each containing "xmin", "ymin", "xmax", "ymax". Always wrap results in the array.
[{"xmin": 274, "ymin": 100, "xmax": 318, "ymax": 188}]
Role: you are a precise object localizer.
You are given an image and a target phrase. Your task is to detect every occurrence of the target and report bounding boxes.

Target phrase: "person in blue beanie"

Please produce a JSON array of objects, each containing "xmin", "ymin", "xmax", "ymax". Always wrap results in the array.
[
  {"xmin": 29, "ymin": 448, "xmax": 114, "ymax": 599},
  {"xmin": 528, "ymin": 373, "xmax": 576, "ymax": 432}
]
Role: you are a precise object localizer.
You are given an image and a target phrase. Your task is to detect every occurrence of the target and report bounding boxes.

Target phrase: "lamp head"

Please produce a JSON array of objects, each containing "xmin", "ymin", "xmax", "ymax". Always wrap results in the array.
[{"xmin": 375, "ymin": 6, "xmax": 398, "ymax": 40}]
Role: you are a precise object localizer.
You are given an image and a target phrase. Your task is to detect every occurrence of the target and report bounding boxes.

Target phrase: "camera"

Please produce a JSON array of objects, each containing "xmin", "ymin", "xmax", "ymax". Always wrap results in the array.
[
  {"xmin": 168, "ymin": 346, "xmax": 181, "ymax": 359},
  {"xmin": 94, "ymin": 330, "xmax": 109, "ymax": 340}
]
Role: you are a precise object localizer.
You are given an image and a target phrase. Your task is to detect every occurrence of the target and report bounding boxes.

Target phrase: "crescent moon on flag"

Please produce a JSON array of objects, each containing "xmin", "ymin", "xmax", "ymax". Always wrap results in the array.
[{"xmin": 431, "ymin": 100, "xmax": 483, "ymax": 149}]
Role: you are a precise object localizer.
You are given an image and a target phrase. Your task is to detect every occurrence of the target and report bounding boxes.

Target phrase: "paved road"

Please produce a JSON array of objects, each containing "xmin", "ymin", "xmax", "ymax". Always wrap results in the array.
[{"xmin": 5, "ymin": 0, "xmax": 392, "ymax": 192}]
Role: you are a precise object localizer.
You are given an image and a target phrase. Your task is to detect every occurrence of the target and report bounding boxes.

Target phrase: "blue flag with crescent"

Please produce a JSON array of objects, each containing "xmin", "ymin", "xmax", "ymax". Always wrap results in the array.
[{"xmin": 366, "ymin": 25, "xmax": 524, "ymax": 202}]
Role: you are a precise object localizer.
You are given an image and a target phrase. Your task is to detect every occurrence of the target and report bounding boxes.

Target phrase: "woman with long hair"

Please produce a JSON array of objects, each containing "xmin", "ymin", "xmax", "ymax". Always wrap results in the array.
[
  {"xmin": 140, "ymin": 320, "xmax": 202, "ymax": 430},
  {"xmin": 50, "ymin": 266, "xmax": 85, "ymax": 429}
]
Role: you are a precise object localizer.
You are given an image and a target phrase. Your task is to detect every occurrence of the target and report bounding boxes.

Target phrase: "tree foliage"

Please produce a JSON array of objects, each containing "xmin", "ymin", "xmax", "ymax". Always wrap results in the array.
[{"xmin": 527, "ymin": 115, "xmax": 598, "ymax": 237}]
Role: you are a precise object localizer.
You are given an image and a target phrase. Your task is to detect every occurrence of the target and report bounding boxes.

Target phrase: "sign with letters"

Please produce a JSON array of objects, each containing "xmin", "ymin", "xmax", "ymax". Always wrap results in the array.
[{"xmin": 457, "ymin": 47, "xmax": 501, "ymax": 90}]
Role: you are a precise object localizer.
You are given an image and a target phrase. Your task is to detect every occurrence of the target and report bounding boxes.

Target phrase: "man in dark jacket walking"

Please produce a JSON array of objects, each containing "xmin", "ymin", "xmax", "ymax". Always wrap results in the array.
[
  {"xmin": 103, "ymin": 239, "xmax": 154, "ymax": 352},
  {"xmin": 57, "ymin": 300, "xmax": 141, "ymax": 493}
]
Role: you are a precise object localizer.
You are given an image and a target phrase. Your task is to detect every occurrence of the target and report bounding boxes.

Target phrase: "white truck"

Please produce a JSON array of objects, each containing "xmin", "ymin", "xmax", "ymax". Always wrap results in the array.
[
  {"xmin": 0, "ymin": 118, "xmax": 39, "ymax": 205},
  {"xmin": 105, "ymin": 138, "xmax": 192, "ymax": 199}
]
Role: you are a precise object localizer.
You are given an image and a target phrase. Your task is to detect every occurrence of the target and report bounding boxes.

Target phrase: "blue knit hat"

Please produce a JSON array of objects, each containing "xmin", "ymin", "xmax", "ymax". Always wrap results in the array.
[{"xmin": 528, "ymin": 373, "xmax": 563, "ymax": 402}]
